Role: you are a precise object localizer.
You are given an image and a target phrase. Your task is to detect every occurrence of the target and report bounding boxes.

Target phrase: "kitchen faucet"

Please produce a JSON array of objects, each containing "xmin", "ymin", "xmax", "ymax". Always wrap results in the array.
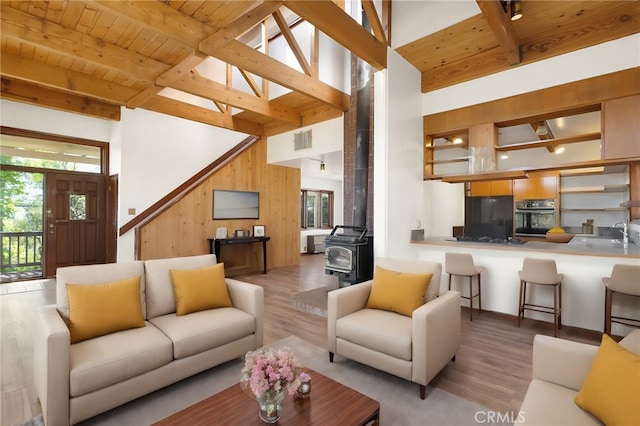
[{"xmin": 613, "ymin": 221, "xmax": 629, "ymax": 244}]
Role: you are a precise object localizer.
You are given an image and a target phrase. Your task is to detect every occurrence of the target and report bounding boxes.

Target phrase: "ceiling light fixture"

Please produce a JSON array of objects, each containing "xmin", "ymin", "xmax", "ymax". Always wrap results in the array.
[
  {"xmin": 554, "ymin": 146, "xmax": 565, "ymax": 155},
  {"xmin": 535, "ymin": 122, "xmax": 549, "ymax": 136},
  {"xmin": 500, "ymin": 0, "xmax": 523, "ymax": 21},
  {"xmin": 452, "ymin": 137, "xmax": 464, "ymax": 145},
  {"xmin": 500, "ymin": 153, "xmax": 509, "ymax": 160},
  {"xmin": 510, "ymin": 0, "xmax": 523, "ymax": 21}
]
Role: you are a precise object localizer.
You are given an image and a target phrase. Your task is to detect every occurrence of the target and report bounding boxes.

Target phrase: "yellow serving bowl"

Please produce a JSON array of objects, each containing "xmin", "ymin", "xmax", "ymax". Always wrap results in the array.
[{"xmin": 545, "ymin": 232, "xmax": 575, "ymax": 243}]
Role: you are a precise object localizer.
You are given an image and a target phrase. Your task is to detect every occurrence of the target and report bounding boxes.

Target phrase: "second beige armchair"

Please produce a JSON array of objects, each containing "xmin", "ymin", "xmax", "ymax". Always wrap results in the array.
[{"xmin": 327, "ymin": 257, "xmax": 461, "ymax": 399}]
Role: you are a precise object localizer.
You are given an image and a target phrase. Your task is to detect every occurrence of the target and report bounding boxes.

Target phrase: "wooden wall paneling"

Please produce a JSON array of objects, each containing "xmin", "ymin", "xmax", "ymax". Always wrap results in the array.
[
  {"xmin": 602, "ymin": 95, "xmax": 640, "ymax": 160},
  {"xmin": 423, "ymin": 68, "xmax": 639, "ymax": 135},
  {"xmin": 139, "ymin": 137, "xmax": 301, "ymax": 274}
]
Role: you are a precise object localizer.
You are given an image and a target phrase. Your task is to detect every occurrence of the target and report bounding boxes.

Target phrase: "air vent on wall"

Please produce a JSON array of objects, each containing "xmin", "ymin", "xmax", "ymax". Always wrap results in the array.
[{"xmin": 293, "ymin": 130, "xmax": 312, "ymax": 151}]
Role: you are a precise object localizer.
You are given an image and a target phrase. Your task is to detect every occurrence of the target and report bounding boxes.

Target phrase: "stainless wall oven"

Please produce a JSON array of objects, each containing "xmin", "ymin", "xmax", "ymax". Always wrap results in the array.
[{"xmin": 514, "ymin": 199, "xmax": 557, "ymax": 236}]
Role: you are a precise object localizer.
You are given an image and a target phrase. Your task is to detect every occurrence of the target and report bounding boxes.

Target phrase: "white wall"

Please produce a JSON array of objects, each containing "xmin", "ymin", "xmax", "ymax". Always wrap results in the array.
[
  {"xmin": 0, "ymin": 100, "xmax": 247, "ymax": 262},
  {"xmin": 267, "ymin": 117, "xmax": 344, "ymax": 163},
  {"xmin": 374, "ymin": 49, "xmax": 423, "ymax": 259},
  {"xmin": 0, "ymin": 99, "xmax": 112, "ymax": 142},
  {"xmin": 268, "ymin": 117, "xmax": 345, "ymax": 253}
]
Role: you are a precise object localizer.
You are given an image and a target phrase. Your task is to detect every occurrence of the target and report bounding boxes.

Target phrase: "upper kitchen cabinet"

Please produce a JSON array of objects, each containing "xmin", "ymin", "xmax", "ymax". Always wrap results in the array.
[
  {"xmin": 602, "ymin": 95, "xmax": 640, "ymax": 160},
  {"xmin": 423, "ymin": 69, "xmax": 639, "ymax": 182},
  {"xmin": 514, "ymin": 171, "xmax": 559, "ymax": 201},
  {"xmin": 470, "ymin": 180, "xmax": 513, "ymax": 196}
]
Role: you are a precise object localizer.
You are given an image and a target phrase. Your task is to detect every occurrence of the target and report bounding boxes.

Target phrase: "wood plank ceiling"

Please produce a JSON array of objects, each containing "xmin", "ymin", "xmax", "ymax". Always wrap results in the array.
[{"xmin": 1, "ymin": 1, "xmax": 638, "ymax": 137}]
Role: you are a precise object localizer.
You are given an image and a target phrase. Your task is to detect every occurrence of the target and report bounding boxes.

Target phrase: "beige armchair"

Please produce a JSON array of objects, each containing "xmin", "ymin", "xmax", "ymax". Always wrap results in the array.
[{"xmin": 327, "ymin": 257, "xmax": 461, "ymax": 399}]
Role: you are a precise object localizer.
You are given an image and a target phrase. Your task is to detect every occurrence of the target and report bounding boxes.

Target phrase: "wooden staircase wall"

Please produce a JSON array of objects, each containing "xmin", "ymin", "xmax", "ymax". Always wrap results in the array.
[{"xmin": 137, "ymin": 136, "xmax": 301, "ymax": 275}]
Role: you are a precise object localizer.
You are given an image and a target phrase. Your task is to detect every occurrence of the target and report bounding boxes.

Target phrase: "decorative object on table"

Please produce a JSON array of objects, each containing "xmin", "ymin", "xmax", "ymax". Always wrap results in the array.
[
  {"xmin": 582, "ymin": 219, "xmax": 594, "ymax": 234},
  {"xmin": 215, "ymin": 227, "xmax": 228, "ymax": 239},
  {"xmin": 545, "ymin": 227, "xmax": 575, "ymax": 243},
  {"xmin": 240, "ymin": 347, "xmax": 311, "ymax": 423},
  {"xmin": 296, "ymin": 378, "xmax": 311, "ymax": 399},
  {"xmin": 253, "ymin": 225, "xmax": 265, "ymax": 237},
  {"xmin": 234, "ymin": 229, "xmax": 250, "ymax": 237}
]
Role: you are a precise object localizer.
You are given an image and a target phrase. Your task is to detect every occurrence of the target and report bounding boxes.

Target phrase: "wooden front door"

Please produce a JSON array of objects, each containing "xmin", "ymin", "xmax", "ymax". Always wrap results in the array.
[{"xmin": 44, "ymin": 172, "xmax": 106, "ymax": 276}]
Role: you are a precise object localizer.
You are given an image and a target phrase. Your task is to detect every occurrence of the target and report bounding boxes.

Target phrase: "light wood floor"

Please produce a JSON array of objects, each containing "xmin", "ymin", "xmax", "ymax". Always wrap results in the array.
[{"xmin": 0, "ymin": 254, "xmax": 601, "ymax": 426}]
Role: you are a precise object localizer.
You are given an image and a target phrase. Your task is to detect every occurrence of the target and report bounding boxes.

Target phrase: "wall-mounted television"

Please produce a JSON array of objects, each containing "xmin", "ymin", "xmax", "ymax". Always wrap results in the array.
[{"xmin": 212, "ymin": 190, "xmax": 260, "ymax": 219}]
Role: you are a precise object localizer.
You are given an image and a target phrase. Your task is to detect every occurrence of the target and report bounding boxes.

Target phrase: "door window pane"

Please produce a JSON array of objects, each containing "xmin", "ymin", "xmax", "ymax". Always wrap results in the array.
[{"xmin": 69, "ymin": 194, "xmax": 86, "ymax": 220}]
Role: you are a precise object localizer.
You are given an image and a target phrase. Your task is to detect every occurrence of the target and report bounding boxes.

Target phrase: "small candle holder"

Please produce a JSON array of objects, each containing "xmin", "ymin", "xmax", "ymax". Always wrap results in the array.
[{"xmin": 296, "ymin": 380, "xmax": 311, "ymax": 399}]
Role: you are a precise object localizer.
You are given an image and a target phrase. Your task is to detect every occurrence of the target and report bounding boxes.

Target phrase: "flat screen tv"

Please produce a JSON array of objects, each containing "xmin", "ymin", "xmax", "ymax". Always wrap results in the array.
[
  {"xmin": 464, "ymin": 195, "xmax": 514, "ymax": 239},
  {"xmin": 212, "ymin": 190, "xmax": 260, "ymax": 219}
]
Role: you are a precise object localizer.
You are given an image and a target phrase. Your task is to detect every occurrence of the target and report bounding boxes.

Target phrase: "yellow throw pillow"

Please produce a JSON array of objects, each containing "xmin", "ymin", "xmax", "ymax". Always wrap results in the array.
[
  {"xmin": 365, "ymin": 266, "xmax": 432, "ymax": 317},
  {"xmin": 66, "ymin": 276, "xmax": 145, "ymax": 344},
  {"xmin": 574, "ymin": 334, "xmax": 640, "ymax": 426},
  {"xmin": 170, "ymin": 263, "xmax": 232, "ymax": 316}
]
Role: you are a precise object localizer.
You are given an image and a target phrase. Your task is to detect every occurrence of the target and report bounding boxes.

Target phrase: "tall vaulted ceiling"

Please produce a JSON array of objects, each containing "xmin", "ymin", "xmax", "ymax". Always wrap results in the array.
[{"xmin": 1, "ymin": 1, "xmax": 638, "ymax": 137}]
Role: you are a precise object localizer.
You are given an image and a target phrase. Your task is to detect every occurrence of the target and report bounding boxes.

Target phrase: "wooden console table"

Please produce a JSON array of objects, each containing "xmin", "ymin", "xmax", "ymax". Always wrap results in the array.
[{"xmin": 208, "ymin": 236, "xmax": 270, "ymax": 274}]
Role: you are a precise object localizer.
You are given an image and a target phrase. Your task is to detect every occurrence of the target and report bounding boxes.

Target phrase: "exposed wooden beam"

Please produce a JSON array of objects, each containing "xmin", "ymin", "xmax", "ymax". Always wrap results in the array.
[
  {"xmin": 128, "ymin": 52, "xmax": 207, "ymax": 109},
  {"xmin": 529, "ymin": 120, "xmax": 557, "ymax": 152},
  {"xmin": 238, "ymin": 69, "xmax": 265, "ymax": 98},
  {"xmin": 142, "ymin": 95, "xmax": 263, "ymax": 136},
  {"xmin": 1, "ymin": 78, "xmax": 121, "ymax": 121},
  {"xmin": 167, "ymin": 72, "xmax": 301, "ymax": 126},
  {"xmin": 272, "ymin": 9, "xmax": 312, "ymax": 76},
  {"xmin": 362, "ymin": 0, "xmax": 388, "ymax": 44},
  {"xmin": 475, "ymin": 0, "xmax": 521, "ymax": 65},
  {"xmin": 201, "ymin": 39, "xmax": 349, "ymax": 111},
  {"xmin": 284, "ymin": 1, "xmax": 387, "ymax": 70},
  {"xmin": 422, "ymin": 2, "xmax": 638, "ymax": 92},
  {"xmin": 199, "ymin": 2, "xmax": 282, "ymax": 51},
  {"xmin": 0, "ymin": 53, "xmax": 137, "ymax": 104}
]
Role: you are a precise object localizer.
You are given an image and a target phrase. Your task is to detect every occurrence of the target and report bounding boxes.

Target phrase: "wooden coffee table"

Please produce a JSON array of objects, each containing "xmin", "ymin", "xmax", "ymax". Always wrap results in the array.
[{"xmin": 153, "ymin": 369, "xmax": 380, "ymax": 425}]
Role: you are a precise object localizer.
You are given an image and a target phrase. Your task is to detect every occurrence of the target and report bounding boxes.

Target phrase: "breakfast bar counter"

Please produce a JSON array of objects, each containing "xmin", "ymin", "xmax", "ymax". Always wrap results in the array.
[
  {"xmin": 411, "ymin": 236, "xmax": 640, "ymax": 258},
  {"xmin": 410, "ymin": 237, "xmax": 639, "ymax": 335}
]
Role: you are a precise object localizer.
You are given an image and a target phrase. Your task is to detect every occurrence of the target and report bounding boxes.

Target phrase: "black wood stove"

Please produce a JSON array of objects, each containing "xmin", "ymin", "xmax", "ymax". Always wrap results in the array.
[{"xmin": 324, "ymin": 225, "xmax": 373, "ymax": 287}]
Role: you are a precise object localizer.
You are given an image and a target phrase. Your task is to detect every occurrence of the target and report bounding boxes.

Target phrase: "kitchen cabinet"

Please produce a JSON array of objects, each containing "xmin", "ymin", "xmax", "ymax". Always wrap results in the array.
[
  {"xmin": 514, "ymin": 171, "xmax": 559, "ymax": 200},
  {"xmin": 602, "ymin": 95, "xmax": 640, "ymax": 160},
  {"xmin": 469, "ymin": 180, "xmax": 513, "ymax": 196}
]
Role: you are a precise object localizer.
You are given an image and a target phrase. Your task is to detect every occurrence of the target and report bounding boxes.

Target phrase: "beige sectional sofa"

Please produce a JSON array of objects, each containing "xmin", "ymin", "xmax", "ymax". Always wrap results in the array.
[
  {"xmin": 518, "ymin": 330, "xmax": 640, "ymax": 425},
  {"xmin": 33, "ymin": 254, "xmax": 264, "ymax": 426}
]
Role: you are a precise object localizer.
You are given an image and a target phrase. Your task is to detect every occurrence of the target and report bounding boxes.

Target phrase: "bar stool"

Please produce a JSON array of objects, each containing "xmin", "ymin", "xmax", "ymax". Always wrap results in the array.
[
  {"xmin": 518, "ymin": 258, "xmax": 563, "ymax": 337},
  {"xmin": 603, "ymin": 264, "xmax": 640, "ymax": 336},
  {"xmin": 445, "ymin": 252, "xmax": 485, "ymax": 321}
]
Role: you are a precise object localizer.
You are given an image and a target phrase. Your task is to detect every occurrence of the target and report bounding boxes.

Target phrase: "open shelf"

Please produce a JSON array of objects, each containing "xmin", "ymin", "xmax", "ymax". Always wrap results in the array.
[
  {"xmin": 560, "ymin": 184, "xmax": 629, "ymax": 194},
  {"xmin": 561, "ymin": 208, "xmax": 628, "ymax": 212}
]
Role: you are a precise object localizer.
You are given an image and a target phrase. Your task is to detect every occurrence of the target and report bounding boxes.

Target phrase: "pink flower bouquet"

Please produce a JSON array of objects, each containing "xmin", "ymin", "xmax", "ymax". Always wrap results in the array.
[{"xmin": 240, "ymin": 346, "xmax": 311, "ymax": 397}]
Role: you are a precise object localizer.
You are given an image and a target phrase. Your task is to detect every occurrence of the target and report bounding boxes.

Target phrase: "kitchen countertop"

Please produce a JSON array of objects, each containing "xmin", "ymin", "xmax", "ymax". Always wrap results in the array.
[{"xmin": 411, "ymin": 236, "xmax": 640, "ymax": 258}]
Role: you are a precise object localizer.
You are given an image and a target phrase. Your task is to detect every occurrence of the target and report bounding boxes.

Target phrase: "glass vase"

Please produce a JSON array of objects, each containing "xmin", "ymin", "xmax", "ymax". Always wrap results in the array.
[{"xmin": 257, "ymin": 389, "xmax": 286, "ymax": 423}]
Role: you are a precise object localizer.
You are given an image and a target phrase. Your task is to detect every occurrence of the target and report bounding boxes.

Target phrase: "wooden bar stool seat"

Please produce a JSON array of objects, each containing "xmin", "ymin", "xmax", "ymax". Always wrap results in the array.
[
  {"xmin": 445, "ymin": 252, "xmax": 485, "ymax": 321},
  {"xmin": 603, "ymin": 264, "xmax": 640, "ymax": 336},
  {"xmin": 518, "ymin": 258, "xmax": 563, "ymax": 337}
]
